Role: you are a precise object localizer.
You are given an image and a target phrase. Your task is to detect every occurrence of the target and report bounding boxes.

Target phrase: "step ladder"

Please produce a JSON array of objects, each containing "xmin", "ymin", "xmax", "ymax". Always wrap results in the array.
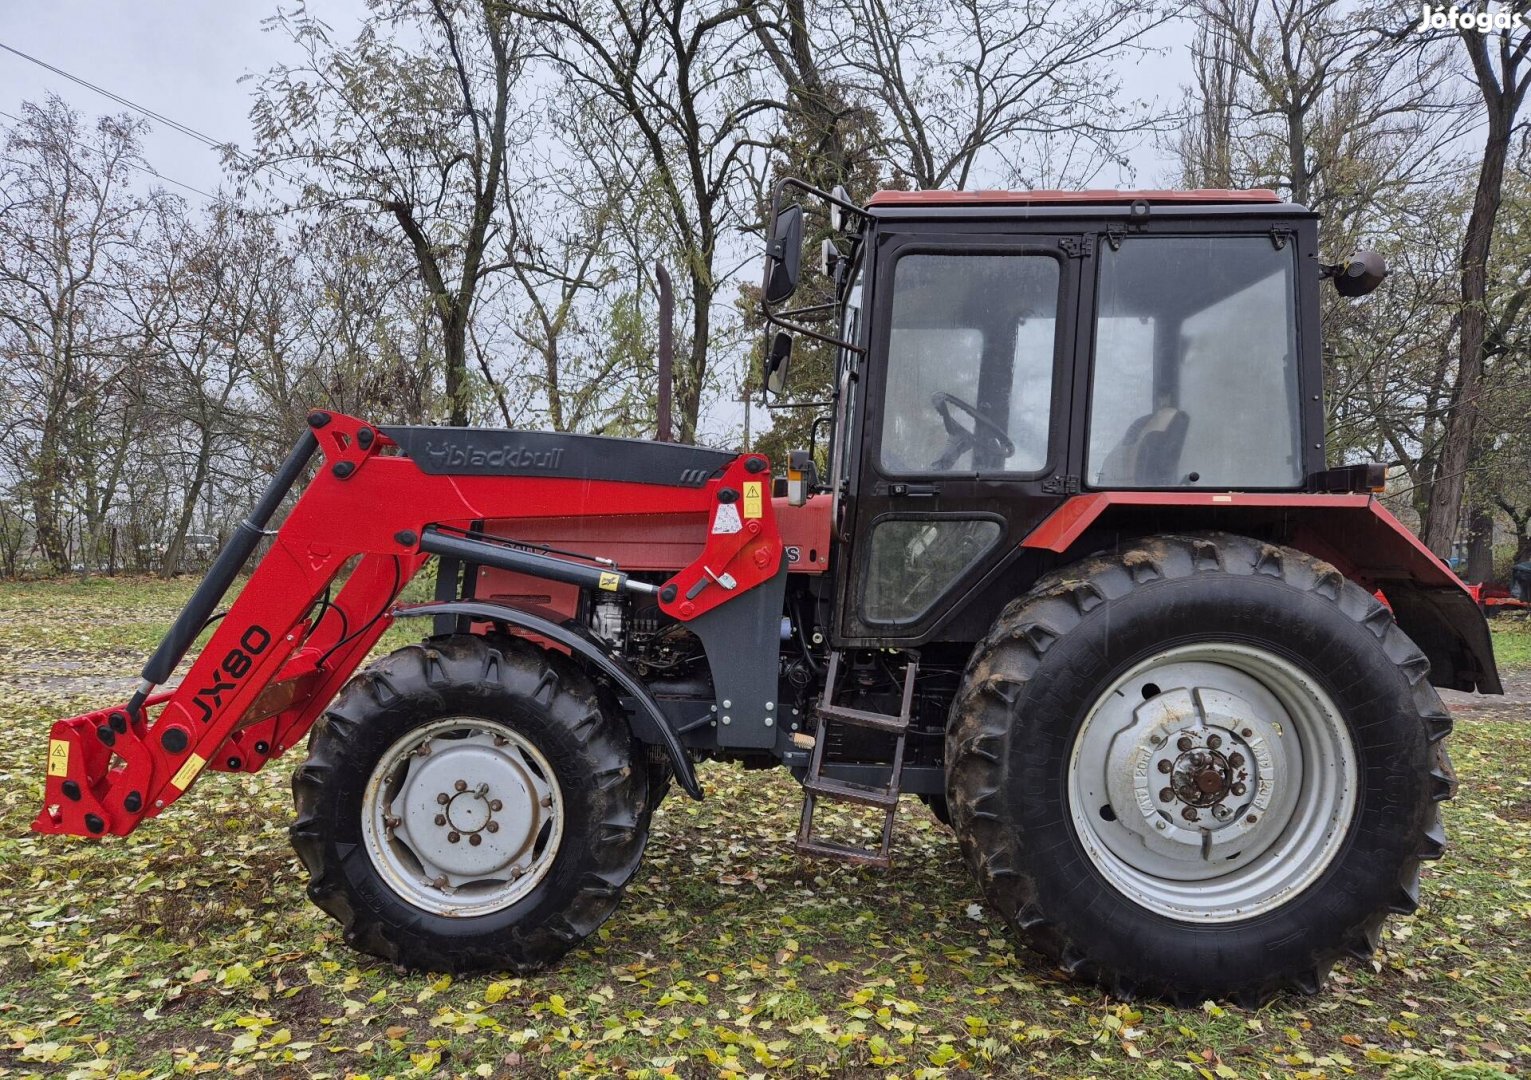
[{"xmin": 794, "ymin": 652, "xmax": 918, "ymax": 869}]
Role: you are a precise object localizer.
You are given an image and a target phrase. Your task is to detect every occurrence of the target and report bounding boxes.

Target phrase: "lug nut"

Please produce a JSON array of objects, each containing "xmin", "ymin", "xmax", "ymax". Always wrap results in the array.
[
  {"xmin": 1207, "ymin": 733, "xmax": 1222, "ymax": 749},
  {"xmin": 454, "ymin": 779, "xmax": 468, "ymax": 792},
  {"xmin": 437, "ymin": 793, "xmax": 450, "ymax": 805},
  {"xmin": 434, "ymin": 814, "xmax": 447, "ymax": 826},
  {"xmin": 1213, "ymin": 804, "xmax": 1229, "ymax": 818},
  {"xmin": 1231, "ymin": 782, "xmax": 1246, "ymax": 796},
  {"xmin": 1177, "ymin": 736, "xmax": 1194, "ymax": 752},
  {"xmin": 469, "ymin": 833, "xmax": 482, "ymax": 846},
  {"xmin": 489, "ymin": 799, "xmax": 503, "ymax": 811},
  {"xmin": 1241, "ymin": 728, "xmax": 1253, "ymax": 738},
  {"xmin": 1246, "ymin": 814, "xmax": 1258, "ymax": 824},
  {"xmin": 1228, "ymin": 752, "xmax": 1245, "ymax": 768},
  {"xmin": 1157, "ymin": 759, "xmax": 1172, "ymax": 774},
  {"xmin": 448, "ymin": 831, "xmax": 461, "ymax": 843},
  {"xmin": 1159, "ymin": 787, "xmax": 1174, "ymax": 803},
  {"xmin": 486, "ymin": 821, "xmax": 499, "ymax": 833},
  {"xmin": 1181, "ymin": 806, "xmax": 1199, "ymax": 822}
]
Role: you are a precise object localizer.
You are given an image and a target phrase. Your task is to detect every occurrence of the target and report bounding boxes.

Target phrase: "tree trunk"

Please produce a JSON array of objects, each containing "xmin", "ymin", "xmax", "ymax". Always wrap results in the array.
[
  {"xmin": 443, "ymin": 307, "xmax": 470, "ymax": 427},
  {"xmin": 1422, "ymin": 32, "xmax": 1526, "ymax": 555},
  {"xmin": 1465, "ymin": 505, "xmax": 1495, "ymax": 583}
]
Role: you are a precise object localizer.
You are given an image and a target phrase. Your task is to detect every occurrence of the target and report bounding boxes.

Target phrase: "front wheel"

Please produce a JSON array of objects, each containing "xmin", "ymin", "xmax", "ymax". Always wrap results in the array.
[
  {"xmin": 290, "ymin": 634, "xmax": 653, "ymax": 973},
  {"xmin": 946, "ymin": 533, "xmax": 1454, "ymax": 1003}
]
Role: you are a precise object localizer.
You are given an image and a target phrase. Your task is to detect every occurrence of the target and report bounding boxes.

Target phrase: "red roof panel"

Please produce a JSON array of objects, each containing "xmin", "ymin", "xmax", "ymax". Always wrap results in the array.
[{"xmin": 865, "ymin": 188, "xmax": 1282, "ymax": 207}]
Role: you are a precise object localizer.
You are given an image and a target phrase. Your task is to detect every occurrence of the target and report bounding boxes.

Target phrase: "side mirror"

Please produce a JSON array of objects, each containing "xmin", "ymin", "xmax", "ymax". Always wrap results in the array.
[
  {"xmin": 764, "ymin": 331, "xmax": 793, "ymax": 399},
  {"xmin": 1329, "ymin": 249, "xmax": 1387, "ymax": 297},
  {"xmin": 763, "ymin": 204, "xmax": 803, "ymax": 304}
]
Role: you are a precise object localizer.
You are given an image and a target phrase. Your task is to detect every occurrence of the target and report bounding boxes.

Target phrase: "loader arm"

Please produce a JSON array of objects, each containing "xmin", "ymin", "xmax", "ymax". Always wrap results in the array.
[{"xmin": 35, "ymin": 411, "xmax": 782, "ymax": 838}]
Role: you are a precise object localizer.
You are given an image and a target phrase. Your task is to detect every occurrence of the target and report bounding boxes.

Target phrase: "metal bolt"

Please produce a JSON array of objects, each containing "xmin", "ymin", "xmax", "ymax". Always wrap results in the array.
[
  {"xmin": 1231, "ymin": 782, "xmax": 1246, "ymax": 796},
  {"xmin": 487, "ymin": 821, "xmax": 499, "ymax": 833},
  {"xmin": 1206, "ymin": 733, "xmax": 1222, "ymax": 750},
  {"xmin": 469, "ymin": 833, "xmax": 482, "ymax": 846},
  {"xmin": 437, "ymin": 793, "xmax": 450, "ymax": 805},
  {"xmin": 1213, "ymin": 804, "xmax": 1229, "ymax": 818},
  {"xmin": 1181, "ymin": 806, "xmax": 1199, "ymax": 822},
  {"xmin": 1241, "ymin": 728, "xmax": 1253, "ymax": 738},
  {"xmin": 1228, "ymin": 752, "xmax": 1245, "ymax": 769},
  {"xmin": 765, "ymin": 702, "xmax": 774, "ymax": 712},
  {"xmin": 384, "ymin": 815, "xmax": 401, "ymax": 829},
  {"xmin": 540, "ymin": 795, "xmax": 553, "ymax": 808},
  {"xmin": 764, "ymin": 717, "xmax": 774, "ymax": 727},
  {"xmin": 448, "ymin": 831, "xmax": 461, "ymax": 843},
  {"xmin": 454, "ymin": 779, "xmax": 467, "ymax": 792},
  {"xmin": 1157, "ymin": 759, "xmax": 1172, "ymax": 774},
  {"xmin": 434, "ymin": 814, "xmax": 447, "ymax": 826},
  {"xmin": 1177, "ymin": 736, "xmax": 1194, "ymax": 752},
  {"xmin": 493, "ymin": 735, "xmax": 508, "ymax": 746},
  {"xmin": 1246, "ymin": 814, "xmax": 1258, "ymax": 824},
  {"xmin": 1159, "ymin": 787, "xmax": 1174, "ymax": 803},
  {"xmin": 1155, "ymin": 820, "xmax": 1167, "ymax": 830},
  {"xmin": 510, "ymin": 866, "xmax": 525, "ymax": 880},
  {"xmin": 489, "ymin": 799, "xmax": 503, "ymax": 811},
  {"xmin": 722, "ymin": 699, "xmax": 732, "ymax": 708},
  {"xmin": 1150, "ymin": 732, "xmax": 1165, "ymax": 746},
  {"xmin": 721, "ymin": 715, "xmax": 732, "ymax": 725}
]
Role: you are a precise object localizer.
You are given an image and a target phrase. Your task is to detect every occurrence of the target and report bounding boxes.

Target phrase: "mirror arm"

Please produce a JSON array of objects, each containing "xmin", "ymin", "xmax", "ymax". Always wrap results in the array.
[
  {"xmin": 762, "ymin": 310, "xmax": 865, "ymax": 354},
  {"xmin": 763, "ymin": 398, "xmax": 834, "ymax": 410}
]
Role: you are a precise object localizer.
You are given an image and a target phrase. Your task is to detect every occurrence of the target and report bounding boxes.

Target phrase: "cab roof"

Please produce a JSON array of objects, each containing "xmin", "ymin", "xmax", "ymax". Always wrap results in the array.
[{"xmin": 865, "ymin": 188, "xmax": 1282, "ymax": 207}]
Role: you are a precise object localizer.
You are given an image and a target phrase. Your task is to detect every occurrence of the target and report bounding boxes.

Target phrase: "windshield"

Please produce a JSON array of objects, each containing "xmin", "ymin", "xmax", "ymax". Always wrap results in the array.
[
  {"xmin": 1087, "ymin": 236, "xmax": 1301, "ymax": 489},
  {"xmin": 879, "ymin": 253, "xmax": 1059, "ymax": 475}
]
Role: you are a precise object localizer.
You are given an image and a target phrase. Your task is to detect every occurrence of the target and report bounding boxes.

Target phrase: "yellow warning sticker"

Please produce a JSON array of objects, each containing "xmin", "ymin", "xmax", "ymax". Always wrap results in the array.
[
  {"xmin": 47, "ymin": 738, "xmax": 70, "ymax": 778},
  {"xmin": 743, "ymin": 481, "xmax": 763, "ymax": 519},
  {"xmin": 170, "ymin": 753, "xmax": 207, "ymax": 791},
  {"xmin": 598, "ymin": 571, "xmax": 621, "ymax": 591}
]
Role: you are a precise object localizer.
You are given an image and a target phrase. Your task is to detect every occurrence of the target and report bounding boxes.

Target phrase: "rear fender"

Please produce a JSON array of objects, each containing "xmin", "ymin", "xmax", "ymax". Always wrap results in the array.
[{"xmin": 1022, "ymin": 492, "xmax": 1501, "ymax": 695}]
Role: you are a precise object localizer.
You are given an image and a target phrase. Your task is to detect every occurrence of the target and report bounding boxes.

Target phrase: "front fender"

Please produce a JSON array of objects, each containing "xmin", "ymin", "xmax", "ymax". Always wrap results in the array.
[{"xmin": 393, "ymin": 600, "xmax": 703, "ymax": 798}]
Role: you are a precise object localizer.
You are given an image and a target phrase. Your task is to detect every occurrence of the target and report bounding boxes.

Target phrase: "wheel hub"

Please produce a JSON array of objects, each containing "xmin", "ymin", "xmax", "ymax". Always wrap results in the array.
[
  {"xmin": 1068, "ymin": 645, "xmax": 1357, "ymax": 922},
  {"xmin": 362, "ymin": 719, "xmax": 563, "ymax": 916}
]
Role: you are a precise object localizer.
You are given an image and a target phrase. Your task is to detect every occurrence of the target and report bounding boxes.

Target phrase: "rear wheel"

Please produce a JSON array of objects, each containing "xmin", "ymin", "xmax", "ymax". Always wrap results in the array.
[
  {"xmin": 291, "ymin": 634, "xmax": 652, "ymax": 973},
  {"xmin": 946, "ymin": 533, "xmax": 1454, "ymax": 1003}
]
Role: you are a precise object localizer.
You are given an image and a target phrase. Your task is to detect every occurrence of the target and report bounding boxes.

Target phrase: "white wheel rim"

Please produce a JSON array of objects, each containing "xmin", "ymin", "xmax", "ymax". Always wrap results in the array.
[
  {"xmin": 1067, "ymin": 643, "xmax": 1357, "ymax": 922},
  {"xmin": 361, "ymin": 716, "xmax": 564, "ymax": 917}
]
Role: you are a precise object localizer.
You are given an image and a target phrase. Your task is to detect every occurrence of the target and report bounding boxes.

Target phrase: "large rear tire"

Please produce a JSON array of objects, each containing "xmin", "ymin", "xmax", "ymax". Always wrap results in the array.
[
  {"xmin": 290, "ymin": 634, "xmax": 653, "ymax": 973},
  {"xmin": 946, "ymin": 533, "xmax": 1454, "ymax": 1004}
]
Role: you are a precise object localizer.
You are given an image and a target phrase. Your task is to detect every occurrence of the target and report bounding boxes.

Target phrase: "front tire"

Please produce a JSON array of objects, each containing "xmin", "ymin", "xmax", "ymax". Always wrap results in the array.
[
  {"xmin": 946, "ymin": 533, "xmax": 1454, "ymax": 1003},
  {"xmin": 290, "ymin": 634, "xmax": 652, "ymax": 973}
]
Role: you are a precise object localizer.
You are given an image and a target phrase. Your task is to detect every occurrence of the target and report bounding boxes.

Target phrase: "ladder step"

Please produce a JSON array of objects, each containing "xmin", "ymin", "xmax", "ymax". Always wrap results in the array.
[
  {"xmin": 804, "ymin": 775, "xmax": 899, "ymax": 809},
  {"xmin": 794, "ymin": 835, "xmax": 892, "ymax": 869},
  {"xmin": 815, "ymin": 703, "xmax": 910, "ymax": 734}
]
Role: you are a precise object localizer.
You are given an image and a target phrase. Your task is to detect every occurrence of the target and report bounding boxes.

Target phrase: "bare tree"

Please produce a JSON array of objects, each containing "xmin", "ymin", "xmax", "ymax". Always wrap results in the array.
[
  {"xmin": 1421, "ymin": 14, "xmax": 1531, "ymax": 555},
  {"xmin": 502, "ymin": 0, "xmax": 779, "ymax": 442},
  {"xmin": 242, "ymin": 0, "xmax": 529, "ymax": 425},
  {"xmin": 0, "ymin": 97, "xmax": 164, "ymax": 571},
  {"xmin": 817, "ymin": 0, "xmax": 1175, "ymax": 190}
]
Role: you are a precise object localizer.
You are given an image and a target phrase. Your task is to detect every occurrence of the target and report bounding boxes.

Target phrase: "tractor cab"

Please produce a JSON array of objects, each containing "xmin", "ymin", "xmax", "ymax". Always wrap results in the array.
[{"xmin": 759, "ymin": 182, "xmax": 1379, "ymax": 645}]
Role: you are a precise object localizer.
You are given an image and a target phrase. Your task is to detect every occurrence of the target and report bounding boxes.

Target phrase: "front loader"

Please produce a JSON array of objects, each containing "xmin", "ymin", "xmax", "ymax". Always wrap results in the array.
[{"xmin": 36, "ymin": 181, "xmax": 1500, "ymax": 1003}]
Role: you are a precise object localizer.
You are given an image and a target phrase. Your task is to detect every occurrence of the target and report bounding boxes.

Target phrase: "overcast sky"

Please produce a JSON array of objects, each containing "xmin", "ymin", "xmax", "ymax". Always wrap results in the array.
[{"xmin": 0, "ymin": 0, "xmax": 1191, "ymax": 201}]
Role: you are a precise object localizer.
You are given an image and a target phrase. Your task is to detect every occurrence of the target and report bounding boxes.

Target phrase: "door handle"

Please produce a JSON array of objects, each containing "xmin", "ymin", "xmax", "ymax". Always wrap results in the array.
[{"xmin": 888, "ymin": 483, "xmax": 938, "ymax": 498}]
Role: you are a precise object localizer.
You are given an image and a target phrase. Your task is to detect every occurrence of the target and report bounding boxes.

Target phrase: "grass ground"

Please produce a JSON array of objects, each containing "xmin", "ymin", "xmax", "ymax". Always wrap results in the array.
[{"xmin": 0, "ymin": 577, "xmax": 1527, "ymax": 1079}]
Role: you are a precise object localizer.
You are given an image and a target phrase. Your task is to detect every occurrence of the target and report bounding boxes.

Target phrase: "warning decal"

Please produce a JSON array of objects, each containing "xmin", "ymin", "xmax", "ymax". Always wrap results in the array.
[
  {"xmin": 712, "ymin": 503, "xmax": 743, "ymax": 534},
  {"xmin": 742, "ymin": 481, "xmax": 763, "ymax": 519},
  {"xmin": 598, "ymin": 571, "xmax": 621, "ymax": 591},
  {"xmin": 170, "ymin": 753, "xmax": 207, "ymax": 792},
  {"xmin": 47, "ymin": 739, "xmax": 69, "ymax": 778}
]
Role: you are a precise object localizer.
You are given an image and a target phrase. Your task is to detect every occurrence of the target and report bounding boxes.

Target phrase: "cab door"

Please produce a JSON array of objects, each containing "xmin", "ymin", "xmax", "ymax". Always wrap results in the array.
[{"xmin": 833, "ymin": 232, "xmax": 1086, "ymax": 646}]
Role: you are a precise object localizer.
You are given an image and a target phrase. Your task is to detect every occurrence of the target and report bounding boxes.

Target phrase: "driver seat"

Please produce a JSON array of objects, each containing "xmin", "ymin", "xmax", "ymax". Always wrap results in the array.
[{"xmin": 1097, "ymin": 407, "xmax": 1190, "ymax": 487}]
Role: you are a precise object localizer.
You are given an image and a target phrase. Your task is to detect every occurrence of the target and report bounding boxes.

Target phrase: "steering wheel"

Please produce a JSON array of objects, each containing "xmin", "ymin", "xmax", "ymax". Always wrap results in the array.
[{"xmin": 930, "ymin": 391, "xmax": 1016, "ymax": 470}]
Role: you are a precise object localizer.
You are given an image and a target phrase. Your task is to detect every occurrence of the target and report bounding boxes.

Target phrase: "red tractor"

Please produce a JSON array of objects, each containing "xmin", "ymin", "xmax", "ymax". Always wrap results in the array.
[{"xmin": 35, "ymin": 181, "xmax": 1499, "ymax": 1004}]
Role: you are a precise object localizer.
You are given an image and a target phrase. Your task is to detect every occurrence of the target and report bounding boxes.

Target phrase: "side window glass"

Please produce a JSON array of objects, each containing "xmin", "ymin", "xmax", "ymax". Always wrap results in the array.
[
  {"xmin": 861, "ymin": 518, "xmax": 1002, "ymax": 624},
  {"xmin": 880, "ymin": 254, "xmax": 1059, "ymax": 475}
]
